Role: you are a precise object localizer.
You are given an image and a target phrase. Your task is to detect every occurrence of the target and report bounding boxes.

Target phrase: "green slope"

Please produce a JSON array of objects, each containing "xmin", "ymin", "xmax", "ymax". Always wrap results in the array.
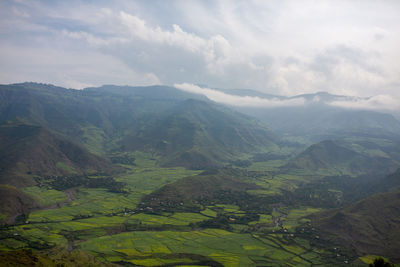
[
  {"xmin": 122, "ymin": 99, "xmax": 278, "ymax": 169},
  {"xmin": 285, "ymin": 140, "xmax": 399, "ymax": 176},
  {"xmin": 0, "ymin": 83, "xmax": 279, "ymax": 168},
  {"xmin": 0, "ymin": 83, "xmax": 204, "ymax": 154},
  {"xmin": 0, "ymin": 123, "xmax": 113, "ymax": 187},
  {"xmin": 140, "ymin": 168, "xmax": 262, "ymax": 212},
  {"xmin": 311, "ymin": 190, "xmax": 400, "ymax": 263}
]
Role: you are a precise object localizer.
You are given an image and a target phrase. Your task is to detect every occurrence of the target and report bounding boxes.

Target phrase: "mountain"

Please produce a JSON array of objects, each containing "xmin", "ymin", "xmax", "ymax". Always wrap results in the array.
[
  {"xmin": 0, "ymin": 123, "xmax": 113, "ymax": 187},
  {"xmin": 0, "ymin": 83, "xmax": 206, "ymax": 154},
  {"xmin": 225, "ymin": 90, "xmax": 400, "ymax": 142},
  {"xmin": 121, "ymin": 99, "xmax": 278, "ymax": 169},
  {"xmin": 0, "ymin": 83, "xmax": 278, "ymax": 167},
  {"xmin": 284, "ymin": 140, "xmax": 400, "ymax": 176},
  {"xmin": 310, "ymin": 189, "xmax": 400, "ymax": 263},
  {"xmin": 1, "ymin": 82, "xmax": 400, "ymax": 266}
]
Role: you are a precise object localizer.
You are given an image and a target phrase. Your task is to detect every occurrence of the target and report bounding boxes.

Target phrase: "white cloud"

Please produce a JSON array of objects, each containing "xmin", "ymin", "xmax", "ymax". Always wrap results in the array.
[
  {"xmin": 119, "ymin": 11, "xmax": 209, "ymax": 53},
  {"xmin": 174, "ymin": 83, "xmax": 305, "ymax": 107},
  {"xmin": 61, "ymin": 29, "xmax": 128, "ymax": 47},
  {"xmin": 329, "ymin": 95, "xmax": 400, "ymax": 112},
  {"xmin": 118, "ymin": 10, "xmax": 245, "ymax": 75},
  {"xmin": 174, "ymin": 83, "xmax": 400, "ymax": 114},
  {"xmin": 0, "ymin": 0, "xmax": 400, "ymax": 104}
]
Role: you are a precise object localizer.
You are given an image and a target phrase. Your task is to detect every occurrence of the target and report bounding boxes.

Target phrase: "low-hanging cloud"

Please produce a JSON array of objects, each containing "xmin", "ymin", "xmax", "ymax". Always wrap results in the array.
[
  {"xmin": 175, "ymin": 83, "xmax": 400, "ymax": 115},
  {"xmin": 174, "ymin": 83, "xmax": 305, "ymax": 107},
  {"xmin": 329, "ymin": 95, "xmax": 400, "ymax": 113}
]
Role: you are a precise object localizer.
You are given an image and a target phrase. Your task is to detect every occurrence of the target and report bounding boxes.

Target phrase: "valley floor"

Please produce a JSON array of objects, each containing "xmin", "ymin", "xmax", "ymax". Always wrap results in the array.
[{"xmin": 0, "ymin": 152, "xmax": 371, "ymax": 266}]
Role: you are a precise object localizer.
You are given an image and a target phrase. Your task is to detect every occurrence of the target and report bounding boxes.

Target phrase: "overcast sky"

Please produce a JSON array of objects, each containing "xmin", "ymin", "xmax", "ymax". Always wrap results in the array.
[{"xmin": 1, "ymin": 0, "xmax": 399, "ymax": 100}]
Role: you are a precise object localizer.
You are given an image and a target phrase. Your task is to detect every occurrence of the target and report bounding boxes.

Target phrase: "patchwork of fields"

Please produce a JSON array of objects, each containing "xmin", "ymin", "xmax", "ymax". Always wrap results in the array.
[{"xmin": 0, "ymin": 153, "xmax": 360, "ymax": 266}]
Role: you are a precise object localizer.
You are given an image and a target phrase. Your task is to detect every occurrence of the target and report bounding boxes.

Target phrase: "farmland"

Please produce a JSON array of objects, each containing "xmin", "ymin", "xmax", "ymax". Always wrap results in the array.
[{"xmin": 0, "ymin": 152, "xmax": 356, "ymax": 266}]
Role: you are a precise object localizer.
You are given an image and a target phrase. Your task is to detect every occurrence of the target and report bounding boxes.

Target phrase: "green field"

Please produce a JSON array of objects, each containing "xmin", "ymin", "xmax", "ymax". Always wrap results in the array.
[
  {"xmin": 79, "ymin": 229, "xmax": 333, "ymax": 266},
  {"xmin": 0, "ymin": 153, "xmax": 364, "ymax": 266}
]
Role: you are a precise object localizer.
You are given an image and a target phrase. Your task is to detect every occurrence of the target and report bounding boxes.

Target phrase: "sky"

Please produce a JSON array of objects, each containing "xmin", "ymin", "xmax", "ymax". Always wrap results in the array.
[{"xmin": 0, "ymin": 0, "xmax": 400, "ymax": 105}]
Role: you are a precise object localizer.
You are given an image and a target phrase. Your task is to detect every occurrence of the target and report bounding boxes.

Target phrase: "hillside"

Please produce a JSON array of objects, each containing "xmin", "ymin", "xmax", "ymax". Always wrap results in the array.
[
  {"xmin": 310, "ymin": 190, "xmax": 400, "ymax": 263},
  {"xmin": 0, "ymin": 185, "xmax": 38, "ymax": 225},
  {"xmin": 0, "ymin": 83, "xmax": 278, "ymax": 168},
  {"xmin": 0, "ymin": 123, "xmax": 113, "ymax": 187},
  {"xmin": 374, "ymin": 168, "xmax": 400, "ymax": 192},
  {"xmin": 0, "ymin": 83, "xmax": 205, "ymax": 155},
  {"xmin": 140, "ymin": 169, "xmax": 262, "ymax": 212},
  {"xmin": 285, "ymin": 140, "xmax": 399, "ymax": 176},
  {"xmin": 121, "ymin": 99, "xmax": 278, "ymax": 169}
]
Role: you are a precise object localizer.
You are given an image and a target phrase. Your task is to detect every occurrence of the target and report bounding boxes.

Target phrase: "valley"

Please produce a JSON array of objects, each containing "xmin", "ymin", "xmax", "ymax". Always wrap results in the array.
[
  {"xmin": 0, "ymin": 153, "xmax": 352, "ymax": 266},
  {"xmin": 0, "ymin": 83, "xmax": 399, "ymax": 266}
]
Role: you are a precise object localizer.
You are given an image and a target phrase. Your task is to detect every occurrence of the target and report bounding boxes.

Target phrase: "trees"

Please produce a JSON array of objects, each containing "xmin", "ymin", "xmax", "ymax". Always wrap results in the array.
[{"xmin": 369, "ymin": 257, "xmax": 395, "ymax": 267}]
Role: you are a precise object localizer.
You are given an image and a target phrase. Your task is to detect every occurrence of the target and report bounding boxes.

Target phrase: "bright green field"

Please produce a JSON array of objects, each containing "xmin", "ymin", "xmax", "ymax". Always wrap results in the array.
[
  {"xmin": 23, "ymin": 186, "xmax": 67, "ymax": 207},
  {"xmin": 80, "ymin": 229, "xmax": 328, "ymax": 266}
]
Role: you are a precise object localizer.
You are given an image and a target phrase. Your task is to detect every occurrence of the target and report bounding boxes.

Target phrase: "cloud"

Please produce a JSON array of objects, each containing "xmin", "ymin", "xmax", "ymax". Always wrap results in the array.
[
  {"xmin": 119, "ymin": 11, "xmax": 207, "ymax": 53},
  {"xmin": 174, "ymin": 83, "xmax": 400, "ymax": 114},
  {"xmin": 61, "ymin": 29, "xmax": 128, "ymax": 46},
  {"xmin": 0, "ymin": 0, "xmax": 399, "ymax": 103},
  {"xmin": 117, "ymin": 10, "xmax": 248, "ymax": 76},
  {"xmin": 174, "ymin": 83, "xmax": 305, "ymax": 107},
  {"xmin": 329, "ymin": 95, "xmax": 400, "ymax": 112}
]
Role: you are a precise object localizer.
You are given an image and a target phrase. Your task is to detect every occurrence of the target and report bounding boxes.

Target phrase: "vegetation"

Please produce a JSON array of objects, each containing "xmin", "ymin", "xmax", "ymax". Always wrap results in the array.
[
  {"xmin": 0, "ymin": 83, "xmax": 400, "ymax": 265},
  {"xmin": 310, "ymin": 190, "xmax": 400, "ymax": 263},
  {"xmin": 369, "ymin": 257, "xmax": 395, "ymax": 267}
]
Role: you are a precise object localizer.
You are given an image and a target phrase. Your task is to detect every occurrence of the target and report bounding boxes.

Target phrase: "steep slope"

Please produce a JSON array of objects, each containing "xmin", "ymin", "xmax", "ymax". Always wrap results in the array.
[
  {"xmin": 311, "ymin": 190, "xmax": 400, "ymax": 263},
  {"xmin": 121, "ymin": 99, "xmax": 278, "ymax": 169},
  {"xmin": 0, "ymin": 83, "xmax": 111, "ymax": 135},
  {"xmin": 0, "ymin": 82, "xmax": 281, "ymax": 172},
  {"xmin": 0, "ymin": 185, "xmax": 38, "ymax": 225},
  {"xmin": 0, "ymin": 124, "xmax": 113, "ymax": 187},
  {"xmin": 374, "ymin": 168, "xmax": 400, "ymax": 192},
  {"xmin": 285, "ymin": 140, "xmax": 399, "ymax": 176},
  {"xmin": 0, "ymin": 83, "xmax": 205, "ymax": 154}
]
